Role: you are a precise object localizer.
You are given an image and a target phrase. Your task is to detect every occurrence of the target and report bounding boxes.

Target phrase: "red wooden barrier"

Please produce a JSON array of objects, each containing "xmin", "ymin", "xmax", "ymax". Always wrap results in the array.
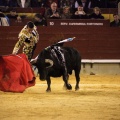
[{"xmin": 0, "ymin": 25, "xmax": 120, "ymax": 59}]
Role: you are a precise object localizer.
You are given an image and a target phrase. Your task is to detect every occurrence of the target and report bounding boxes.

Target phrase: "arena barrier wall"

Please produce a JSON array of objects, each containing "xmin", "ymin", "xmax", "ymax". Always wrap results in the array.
[{"xmin": 0, "ymin": 19, "xmax": 120, "ymax": 74}]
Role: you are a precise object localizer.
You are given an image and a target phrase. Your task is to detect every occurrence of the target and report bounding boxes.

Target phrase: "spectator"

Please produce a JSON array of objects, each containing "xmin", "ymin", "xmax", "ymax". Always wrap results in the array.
[
  {"xmin": 17, "ymin": 0, "xmax": 31, "ymax": 8},
  {"xmin": 61, "ymin": 6, "xmax": 72, "ymax": 19},
  {"xmin": 0, "ymin": 10, "xmax": 9, "ymax": 26},
  {"xmin": 89, "ymin": 7, "xmax": 104, "ymax": 19},
  {"xmin": 12, "ymin": 21, "xmax": 39, "ymax": 60},
  {"xmin": 72, "ymin": 5, "xmax": 88, "ymax": 19},
  {"xmin": 70, "ymin": 0, "xmax": 91, "ymax": 12},
  {"xmin": 110, "ymin": 14, "xmax": 120, "ymax": 27},
  {"xmin": 33, "ymin": 13, "xmax": 47, "ymax": 26},
  {"xmin": 73, "ymin": 0, "xmax": 82, "ymax": 9},
  {"xmin": 81, "ymin": 0, "xmax": 92, "ymax": 12},
  {"xmin": 70, "ymin": 0, "xmax": 91, "ymax": 14},
  {"xmin": 45, "ymin": 0, "xmax": 53, "ymax": 8},
  {"xmin": 7, "ymin": 9, "xmax": 22, "ymax": 23},
  {"xmin": 45, "ymin": 2, "xmax": 61, "ymax": 19},
  {"xmin": 68, "ymin": 0, "xmax": 76, "ymax": 14},
  {"xmin": 58, "ymin": 0, "xmax": 71, "ymax": 8},
  {"xmin": 45, "ymin": 0, "xmax": 58, "ymax": 8}
]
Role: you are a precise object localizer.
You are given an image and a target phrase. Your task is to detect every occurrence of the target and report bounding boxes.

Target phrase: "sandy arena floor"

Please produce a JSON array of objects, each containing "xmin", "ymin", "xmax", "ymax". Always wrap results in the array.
[{"xmin": 0, "ymin": 75, "xmax": 120, "ymax": 120}]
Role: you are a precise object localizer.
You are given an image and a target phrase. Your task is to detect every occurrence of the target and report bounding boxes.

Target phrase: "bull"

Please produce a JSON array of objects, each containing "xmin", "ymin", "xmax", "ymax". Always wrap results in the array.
[
  {"xmin": 31, "ymin": 38, "xmax": 81, "ymax": 92},
  {"xmin": 32, "ymin": 47, "xmax": 81, "ymax": 92}
]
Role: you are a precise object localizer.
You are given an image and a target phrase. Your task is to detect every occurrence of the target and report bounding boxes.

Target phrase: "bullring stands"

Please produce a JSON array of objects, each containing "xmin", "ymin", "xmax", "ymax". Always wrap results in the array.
[
  {"xmin": 3, "ymin": 7, "xmax": 118, "ymax": 26},
  {"xmin": 4, "ymin": 7, "xmax": 46, "ymax": 26}
]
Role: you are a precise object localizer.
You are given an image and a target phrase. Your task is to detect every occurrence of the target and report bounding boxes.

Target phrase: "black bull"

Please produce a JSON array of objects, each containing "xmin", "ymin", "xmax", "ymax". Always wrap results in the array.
[{"xmin": 32, "ymin": 46, "xmax": 81, "ymax": 92}]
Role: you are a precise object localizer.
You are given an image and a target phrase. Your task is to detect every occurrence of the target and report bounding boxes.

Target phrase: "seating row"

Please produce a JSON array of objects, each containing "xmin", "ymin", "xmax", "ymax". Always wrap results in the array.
[{"xmin": 4, "ymin": 7, "xmax": 118, "ymax": 14}]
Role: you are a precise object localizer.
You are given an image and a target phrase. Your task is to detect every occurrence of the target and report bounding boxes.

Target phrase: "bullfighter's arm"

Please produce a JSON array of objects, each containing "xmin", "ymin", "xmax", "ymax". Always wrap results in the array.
[
  {"xmin": 12, "ymin": 35, "xmax": 26, "ymax": 54},
  {"xmin": 32, "ymin": 27, "xmax": 39, "ymax": 43}
]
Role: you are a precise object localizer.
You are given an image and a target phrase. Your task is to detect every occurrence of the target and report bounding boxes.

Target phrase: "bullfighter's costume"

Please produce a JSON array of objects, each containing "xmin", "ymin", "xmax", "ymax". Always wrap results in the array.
[{"xmin": 12, "ymin": 25, "xmax": 39, "ymax": 60}]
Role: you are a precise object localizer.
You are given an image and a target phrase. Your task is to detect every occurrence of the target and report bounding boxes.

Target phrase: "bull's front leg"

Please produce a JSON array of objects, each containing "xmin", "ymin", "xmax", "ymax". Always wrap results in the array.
[
  {"xmin": 46, "ymin": 77, "xmax": 51, "ymax": 92},
  {"xmin": 61, "ymin": 63, "xmax": 72, "ymax": 90}
]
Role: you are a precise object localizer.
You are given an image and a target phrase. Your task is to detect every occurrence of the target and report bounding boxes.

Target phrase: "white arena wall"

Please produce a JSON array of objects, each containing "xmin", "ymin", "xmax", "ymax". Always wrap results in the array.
[{"xmin": 81, "ymin": 59, "xmax": 120, "ymax": 75}]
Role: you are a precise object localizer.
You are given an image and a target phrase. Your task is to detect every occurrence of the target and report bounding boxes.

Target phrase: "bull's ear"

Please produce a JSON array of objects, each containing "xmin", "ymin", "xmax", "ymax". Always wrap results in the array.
[{"xmin": 45, "ymin": 59, "xmax": 53, "ymax": 68}]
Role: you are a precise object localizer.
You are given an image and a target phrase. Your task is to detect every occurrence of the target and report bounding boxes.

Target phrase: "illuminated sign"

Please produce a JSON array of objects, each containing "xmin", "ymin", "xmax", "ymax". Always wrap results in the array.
[{"xmin": 48, "ymin": 20, "xmax": 110, "ymax": 26}]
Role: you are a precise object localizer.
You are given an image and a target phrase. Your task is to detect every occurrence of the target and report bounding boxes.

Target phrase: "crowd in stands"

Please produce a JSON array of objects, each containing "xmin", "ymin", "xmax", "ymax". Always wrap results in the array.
[
  {"xmin": 0, "ymin": 0, "xmax": 120, "ymax": 8},
  {"xmin": 0, "ymin": 0, "xmax": 120, "ymax": 27}
]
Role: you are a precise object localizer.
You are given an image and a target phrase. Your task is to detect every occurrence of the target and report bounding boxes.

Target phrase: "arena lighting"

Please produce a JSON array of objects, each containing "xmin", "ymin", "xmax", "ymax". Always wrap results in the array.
[{"xmin": 82, "ymin": 59, "xmax": 120, "ymax": 63}]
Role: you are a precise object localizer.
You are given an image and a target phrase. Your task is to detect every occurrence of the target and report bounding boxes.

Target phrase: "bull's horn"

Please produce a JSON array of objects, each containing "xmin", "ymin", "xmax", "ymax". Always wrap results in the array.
[
  {"xmin": 30, "ymin": 56, "xmax": 38, "ymax": 64},
  {"xmin": 45, "ymin": 59, "xmax": 53, "ymax": 68}
]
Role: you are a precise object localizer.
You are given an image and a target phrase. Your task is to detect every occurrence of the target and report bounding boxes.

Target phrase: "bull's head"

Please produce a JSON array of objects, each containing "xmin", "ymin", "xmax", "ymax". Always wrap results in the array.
[
  {"xmin": 34, "ymin": 49, "xmax": 54, "ymax": 80},
  {"xmin": 37, "ymin": 58, "xmax": 54, "ymax": 80}
]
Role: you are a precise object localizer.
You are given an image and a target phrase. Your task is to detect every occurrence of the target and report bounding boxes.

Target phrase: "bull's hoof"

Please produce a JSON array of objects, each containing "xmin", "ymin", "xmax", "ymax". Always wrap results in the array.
[
  {"xmin": 46, "ymin": 88, "xmax": 51, "ymax": 92},
  {"xmin": 66, "ymin": 83, "xmax": 72, "ymax": 90},
  {"xmin": 75, "ymin": 86, "xmax": 79, "ymax": 91}
]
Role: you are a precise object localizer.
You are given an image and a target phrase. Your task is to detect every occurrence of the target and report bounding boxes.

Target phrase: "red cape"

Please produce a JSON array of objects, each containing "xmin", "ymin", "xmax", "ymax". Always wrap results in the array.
[{"xmin": 0, "ymin": 53, "xmax": 35, "ymax": 92}]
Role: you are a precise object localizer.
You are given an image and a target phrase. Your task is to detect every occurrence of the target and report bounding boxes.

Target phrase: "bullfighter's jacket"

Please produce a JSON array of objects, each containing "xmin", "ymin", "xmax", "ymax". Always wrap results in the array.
[{"xmin": 12, "ymin": 25, "xmax": 39, "ymax": 60}]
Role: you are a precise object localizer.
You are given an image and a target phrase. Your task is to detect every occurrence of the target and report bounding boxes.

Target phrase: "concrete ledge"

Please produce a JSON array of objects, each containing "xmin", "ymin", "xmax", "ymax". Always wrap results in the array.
[
  {"xmin": 82, "ymin": 59, "xmax": 120, "ymax": 63},
  {"xmin": 81, "ymin": 59, "xmax": 120, "ymax": 75}
]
